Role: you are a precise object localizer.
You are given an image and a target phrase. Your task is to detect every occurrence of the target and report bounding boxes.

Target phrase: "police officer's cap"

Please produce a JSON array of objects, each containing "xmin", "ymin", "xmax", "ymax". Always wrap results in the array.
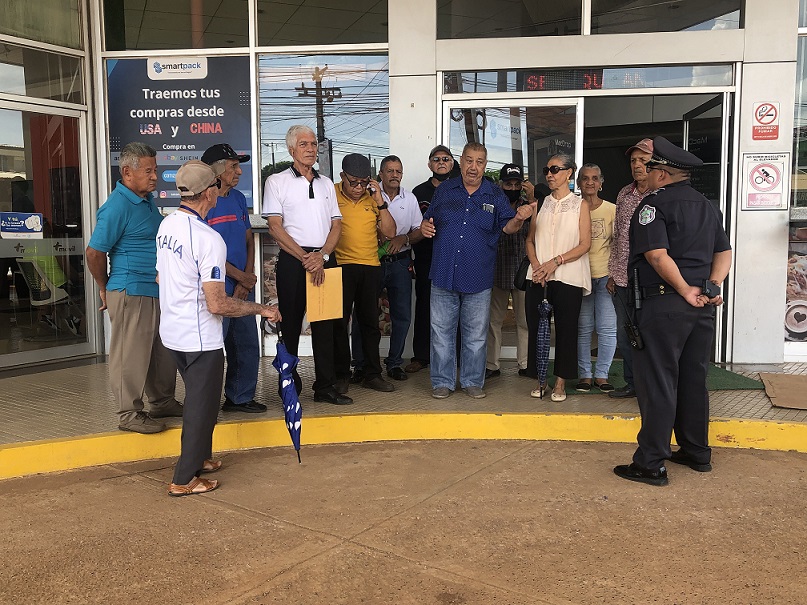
[{"xmin": 647, "ymin": 136, "xmax": 703, "ymax": 170}]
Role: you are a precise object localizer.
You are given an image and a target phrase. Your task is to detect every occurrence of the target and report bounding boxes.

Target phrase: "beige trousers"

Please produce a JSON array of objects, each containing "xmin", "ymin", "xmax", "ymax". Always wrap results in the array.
[
  {"xmin": 106, "ymin": 290, "xmax": 179, "ymax": 422},
  {"xmin": 486, "ymin": 286, "xmax": 528, "ymax": 371}
]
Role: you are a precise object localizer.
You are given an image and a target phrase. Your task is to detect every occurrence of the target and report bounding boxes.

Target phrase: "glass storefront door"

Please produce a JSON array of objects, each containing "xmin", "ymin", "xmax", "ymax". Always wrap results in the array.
[
  {"xmin": 0, "ymin": 105, "xmax": 92, "ymax": 366},
  {"xmin": 442, "ymin": 99, "xmax": 583, "ymax": 360}
]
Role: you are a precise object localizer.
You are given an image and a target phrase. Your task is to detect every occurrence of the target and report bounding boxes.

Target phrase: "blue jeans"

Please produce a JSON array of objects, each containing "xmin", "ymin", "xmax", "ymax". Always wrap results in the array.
[
  {"xmin": 352, "ymin": 257, "xmax": 413, "ymax": 370},
  {"xmin": 613, "ymin": 285, "xmax": 635, "ymax": 388},
  {"xmin": 221, "ymin": 290, "xmax": 260, "ymax": 404},
  {"xmin": 577, "ymin": 276, "xmax": 617, "ymax": 380},
  {"xmin": 430, "ymin": 286, "xmax": 491, "ymax": 390}
]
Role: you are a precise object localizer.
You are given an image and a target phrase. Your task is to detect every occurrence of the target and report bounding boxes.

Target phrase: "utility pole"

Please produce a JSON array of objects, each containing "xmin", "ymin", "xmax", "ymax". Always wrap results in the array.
[
  {"xmin": 295, "ymin": 65, "xmax": 342, "ymax": 144},
  {"xmin": 295, "ymin": 65, "xmax": 341, "ymax": 177}
]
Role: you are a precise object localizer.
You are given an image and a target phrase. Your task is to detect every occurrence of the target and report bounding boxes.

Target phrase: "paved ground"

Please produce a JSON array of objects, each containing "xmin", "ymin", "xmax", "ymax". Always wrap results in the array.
[{"xmin": 2, "ymin": 440, "xmax": 806, "ymax": 605}]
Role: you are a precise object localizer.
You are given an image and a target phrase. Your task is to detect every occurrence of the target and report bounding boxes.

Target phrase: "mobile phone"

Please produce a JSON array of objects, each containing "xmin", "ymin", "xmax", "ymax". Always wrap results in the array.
[{"xmin": 702, "ymin": 280, "xmax": 721, "ymax": 298}]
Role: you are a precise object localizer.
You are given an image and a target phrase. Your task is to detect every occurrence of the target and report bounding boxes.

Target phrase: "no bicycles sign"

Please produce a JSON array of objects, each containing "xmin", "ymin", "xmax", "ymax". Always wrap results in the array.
[
  {"xmin": 752, "ymin": 102, "xmax": 780, "ymax": 141},
  {"xmin": 741, "ymin": 153, "xmax": 790, "ymax": 210}
]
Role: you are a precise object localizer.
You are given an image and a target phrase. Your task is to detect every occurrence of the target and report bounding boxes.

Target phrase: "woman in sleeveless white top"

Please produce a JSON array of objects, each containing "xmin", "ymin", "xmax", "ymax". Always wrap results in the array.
[{"xmin": 525, "ymin": 154, "xmax": 592, "ymax": 401}]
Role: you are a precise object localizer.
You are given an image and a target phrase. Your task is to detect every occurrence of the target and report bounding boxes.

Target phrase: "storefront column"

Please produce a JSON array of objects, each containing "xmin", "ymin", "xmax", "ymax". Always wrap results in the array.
[{"xmin": 730, "ymin": 0, "xmax": 798, "ymax": 363}]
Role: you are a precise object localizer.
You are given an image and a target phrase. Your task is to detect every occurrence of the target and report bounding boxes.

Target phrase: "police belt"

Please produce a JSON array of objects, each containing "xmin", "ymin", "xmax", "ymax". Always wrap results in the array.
[
  {"xmin": 641, "ymin": 283, "xmax": 700, "ymax": 299},
  {"xmin": 381, "ymin": 250, "xmax": 411, "ymax": 263}
]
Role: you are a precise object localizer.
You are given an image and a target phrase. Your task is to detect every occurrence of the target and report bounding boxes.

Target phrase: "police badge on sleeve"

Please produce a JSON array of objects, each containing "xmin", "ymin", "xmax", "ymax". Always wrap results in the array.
[{"xmin": 638, "ymin": 205, "xmax": 656, "ymax": 225}]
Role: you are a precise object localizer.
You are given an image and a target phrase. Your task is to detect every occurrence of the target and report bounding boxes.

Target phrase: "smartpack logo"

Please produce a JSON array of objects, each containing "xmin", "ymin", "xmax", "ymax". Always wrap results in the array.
[{"xmin": 148, "ymin": 57, "xmax": 208, "ymax": 80}]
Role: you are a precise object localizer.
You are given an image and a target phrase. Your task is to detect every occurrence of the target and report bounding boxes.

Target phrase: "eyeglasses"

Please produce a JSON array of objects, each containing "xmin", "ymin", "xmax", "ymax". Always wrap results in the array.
[
  {"xmin": 431, "ymin": 156, "xmax": 452, "ymax": 163},
  {"xmin": 645, "ymin": 164, "xmax": 670, "ymax": 175},
  {"xmin": 206, "ymin": 179, "xmax": 222, "ymax": 190},
  {"xmin": 543, "ymin": 165, "xmax": 569, "ymax": 175},
  {"xmin": 344, "ymin": 175, "xmax": 370, "ymax": 189}
]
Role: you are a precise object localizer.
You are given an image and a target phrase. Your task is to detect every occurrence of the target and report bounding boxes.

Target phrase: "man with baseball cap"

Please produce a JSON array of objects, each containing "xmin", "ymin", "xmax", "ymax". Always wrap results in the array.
[
  {"xmin": 333, "ymin": 153, "xmax": 397, "ymax": 395},
  {"xmin": 406, "ymin": 145, "xmax": 456, "ymax": 374},
  {"xmin": 158, "ymin": 160, "xmax": 280, "ymax": 496},
  {"xmin": 485, "ymin": 163, "xmax": 536, "ymax": 380},
  {"xmin": 605, "ymin": 138, "xmax": 654, "ymax": 399},
  {"xmin": 202, "ymin": 143, "xmax": 263, "ymax": 414}
]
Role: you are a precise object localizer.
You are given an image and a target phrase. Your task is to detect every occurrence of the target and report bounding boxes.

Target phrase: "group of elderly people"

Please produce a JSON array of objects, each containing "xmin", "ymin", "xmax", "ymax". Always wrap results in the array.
[{"xmin": 262, "ymin": 125, "xmax": 648, "ymax": 406}]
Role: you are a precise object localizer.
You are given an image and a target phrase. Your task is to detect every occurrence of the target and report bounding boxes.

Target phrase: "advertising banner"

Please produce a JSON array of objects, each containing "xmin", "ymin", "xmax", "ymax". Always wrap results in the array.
[{"xmin": 107, "ymin": 56, "xmax": 252, "ymax": 206}]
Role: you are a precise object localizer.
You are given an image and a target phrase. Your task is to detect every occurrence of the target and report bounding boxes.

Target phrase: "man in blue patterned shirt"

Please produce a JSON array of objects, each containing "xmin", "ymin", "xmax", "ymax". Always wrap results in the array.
[{"xmin": 420, "ymin": 143, "xmax": 535, "ymax": 399}]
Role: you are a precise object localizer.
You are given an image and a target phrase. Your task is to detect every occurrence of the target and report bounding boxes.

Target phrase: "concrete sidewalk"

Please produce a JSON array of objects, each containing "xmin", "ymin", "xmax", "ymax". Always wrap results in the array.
[
  {"xmin": 1, "ymin": 359, "xmax": 806, "ymax": 480},
  {"xmin": 1, "ymin": 440, "xmax": 806, "ymax": 605}
]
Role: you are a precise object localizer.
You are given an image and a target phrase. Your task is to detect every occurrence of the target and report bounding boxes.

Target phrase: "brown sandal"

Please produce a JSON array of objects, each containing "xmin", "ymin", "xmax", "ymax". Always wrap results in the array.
[
  {"xmin": 168, "ymin": 477, "xmax": 219, "ymax": 497},
  {"xmin": 201, "ymin": 459, "xmax": 222, "ymax": 473}
]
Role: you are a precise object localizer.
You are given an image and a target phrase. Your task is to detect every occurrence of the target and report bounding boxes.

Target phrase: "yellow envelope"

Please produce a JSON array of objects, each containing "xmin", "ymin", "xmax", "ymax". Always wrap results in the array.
[{"xmin": 306, "ymin": 266, "xmax": 343, "ymax": 322}]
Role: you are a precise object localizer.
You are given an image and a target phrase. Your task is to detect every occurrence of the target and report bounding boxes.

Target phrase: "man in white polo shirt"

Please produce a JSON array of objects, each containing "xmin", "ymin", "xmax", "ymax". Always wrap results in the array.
[
  {"xmin": 158, "ymin": 160, "xmax": 280, "ymax": 497},
  {"xmin": 263, "ymin": 124, "xmax": 350, "ymax": 405}
]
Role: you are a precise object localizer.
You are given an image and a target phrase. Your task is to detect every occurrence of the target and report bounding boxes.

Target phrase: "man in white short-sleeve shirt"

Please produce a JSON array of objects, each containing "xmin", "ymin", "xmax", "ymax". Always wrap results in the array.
[
  {"xmin": 158, "ymin": 160, "xmax": 280, "ymax": 497},
  {"xmin": 262, "ymin": 124, "xmax": 350, "ymax": 405}
]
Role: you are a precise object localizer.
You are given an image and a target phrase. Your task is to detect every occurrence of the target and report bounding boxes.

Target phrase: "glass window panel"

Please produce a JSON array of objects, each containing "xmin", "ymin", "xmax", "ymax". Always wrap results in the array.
[
  {"xmin": 801, "ymin": 0, "xmax": 807, "ymax": 28},
  {"xmin": 793, "ymin": 38, "xmax": 807, "ymax": 207},
  {"xmin": 444, "ymin": 65, "xmax": 733, "ymax": 94},
  {"xmin": 257, "ymin": 1, "xmax": 388, "ymax": 46},
  {"xmin": 437, "ymin": 0, "xmax": 580, "ymax": 39},
  {"xmin": 0, "ymin": 0, "xmax": 82, "ymax": 49},
  {"xmin": 258, "ymin": 54, "xmax": 389, "ymax": 180},
  {"xmin": 104, "ymin": 0, "xmax": 249, "ymax": 51},
  {"xmin": 591, "ymin": 0, "xmax": 742, "ymax": 34},
  {"xmin": 0, "ymin": 43, "xmax": 84, "ymax": 104},
  {"xmin": 0, "ymin": 108, "xmax": 87, "ymax": 354},
  {"xmin": 446, "ymin": 105, "xmax": 576, "ymax": 186}
]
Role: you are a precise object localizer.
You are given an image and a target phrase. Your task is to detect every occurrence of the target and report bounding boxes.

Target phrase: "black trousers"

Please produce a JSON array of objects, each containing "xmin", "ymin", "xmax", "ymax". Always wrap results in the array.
[
  {"xmin": 525, "ymin": 280, "xmax": 583, "ymax": 381},
  {"xmin": 411, "ymin": 257, "xmax": 431, "ymax": 364},
  {"xmin": 632, "ymin": 294, "xmax": 714, "ymax": 470},
  {"xmin": 276, "ymin": 249, "xmax": 339, "ymax": 393},
  {"xmin": 169, "ymin": 349, "xmax": 224, "ymax": 485},
  {"xmin": 335, "ymin": 264, "xmax": 382, "ymax": 380}
]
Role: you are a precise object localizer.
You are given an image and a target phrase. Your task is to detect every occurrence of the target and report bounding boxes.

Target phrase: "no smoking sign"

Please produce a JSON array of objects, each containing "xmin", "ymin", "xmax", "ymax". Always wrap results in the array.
[{"xmin": 752, "ymin": 102, "xmax": 780, "ymax": 140}]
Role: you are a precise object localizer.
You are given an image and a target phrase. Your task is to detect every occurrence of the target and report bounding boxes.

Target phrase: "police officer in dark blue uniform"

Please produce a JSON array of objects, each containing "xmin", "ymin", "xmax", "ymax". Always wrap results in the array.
[{"xmin": 614, "ymin": 136, "xmax": 732, "ymax": 486}]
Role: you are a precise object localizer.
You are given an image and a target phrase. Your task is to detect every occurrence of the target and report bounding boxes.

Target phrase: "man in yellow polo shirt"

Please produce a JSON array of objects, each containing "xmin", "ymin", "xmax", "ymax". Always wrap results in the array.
[{"xmin": 333, "ymin": 154, "xmax": 397, "ymax": 394}]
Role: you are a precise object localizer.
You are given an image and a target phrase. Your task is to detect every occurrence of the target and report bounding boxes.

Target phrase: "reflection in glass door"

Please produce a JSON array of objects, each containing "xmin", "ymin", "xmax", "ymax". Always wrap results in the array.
[
  {"xmin": 0, "ymin": 107, "xmax": 88, "ymax": 364},
  {"xmin": 444, "ymin": 101, "xmax": 581, "ymax": 188}
]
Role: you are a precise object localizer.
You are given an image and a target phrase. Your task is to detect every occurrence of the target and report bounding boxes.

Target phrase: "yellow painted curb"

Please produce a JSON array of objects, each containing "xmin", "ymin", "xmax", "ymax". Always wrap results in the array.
[{"xmin": 1, "ymin": 413, "xmax": 805, "ymax": 480}]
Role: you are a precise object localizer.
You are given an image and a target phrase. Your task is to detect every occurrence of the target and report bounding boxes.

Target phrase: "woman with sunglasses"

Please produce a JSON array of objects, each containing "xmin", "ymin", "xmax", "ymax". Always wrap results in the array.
[{"xmin": 525, "ymin": 154, "xmax": 592, "ymax": 401}]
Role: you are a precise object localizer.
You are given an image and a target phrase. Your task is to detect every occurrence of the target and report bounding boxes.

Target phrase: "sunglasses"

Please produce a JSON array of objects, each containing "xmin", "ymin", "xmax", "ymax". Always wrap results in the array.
[
  {"xmin": 543, "ymin": 165, "xmax": 570, "ymax": 175},
  {"xmin": 207, "ymin": 179, "xmax": 222, "ymax": 190},
  {"xmin": 344, "ymin": 175, "xmax": 371, "ymax": 189},
  {"xmin": 431, "ymin": 156, "xmax": 452, "ymax": 163}
]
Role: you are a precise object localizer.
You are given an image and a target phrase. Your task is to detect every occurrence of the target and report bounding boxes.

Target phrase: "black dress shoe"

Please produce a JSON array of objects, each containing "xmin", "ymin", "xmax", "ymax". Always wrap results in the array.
[
  {"xmin": 485, "ymin": 368, "xmax": 501, "ymax": 379},
  {"xmin": 222, "ymin": 399, "xmax": 268, "ymax": 413},
  {"xmin": 350, "ymin": 369, "xmax": 365, "ymax": 384},
  {"xmin": 608, "ymin": 385, "xmax": 636, "ymax": 398},
  {"xmin": 613, "ymin": 463, "xmax": 668, "ymax": 486},
  {"xmin": 362, "ymin": 376, "xmax": 395, "ymax": 392},
  {"xmin": 669, "ymin": 450, "xmax": 712, "ymax": 472},
  {"xmin": 313, "ymin": 388, "xmax": 353, "ymax": 405},
  {"xmin": 387, "ymin": 367, "xmax": 408, "ymax": 381},
  {"xmin": 518, "ymin": 368, "xmax": 529, "ymax": 377}
]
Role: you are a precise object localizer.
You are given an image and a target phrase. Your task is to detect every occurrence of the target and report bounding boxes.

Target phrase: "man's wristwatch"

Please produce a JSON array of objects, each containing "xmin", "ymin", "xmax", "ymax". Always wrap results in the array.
[
  {"xmin": 377, "ymin": 202, "xmax": 389, "ymax": 210},
  {"xmin": 320, "ymin": 251, "xmax": 330, "ymax": 262}
]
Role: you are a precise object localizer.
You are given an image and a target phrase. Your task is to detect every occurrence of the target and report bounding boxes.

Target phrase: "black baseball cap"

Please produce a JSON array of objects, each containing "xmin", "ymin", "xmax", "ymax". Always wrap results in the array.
[
  {"xmin": 201, "ymin": 143, "xmax": 250, "ymax": 165},
  {"xmin": 499, "ymin": 164, "xmax": 524, "ymax": 182}
]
